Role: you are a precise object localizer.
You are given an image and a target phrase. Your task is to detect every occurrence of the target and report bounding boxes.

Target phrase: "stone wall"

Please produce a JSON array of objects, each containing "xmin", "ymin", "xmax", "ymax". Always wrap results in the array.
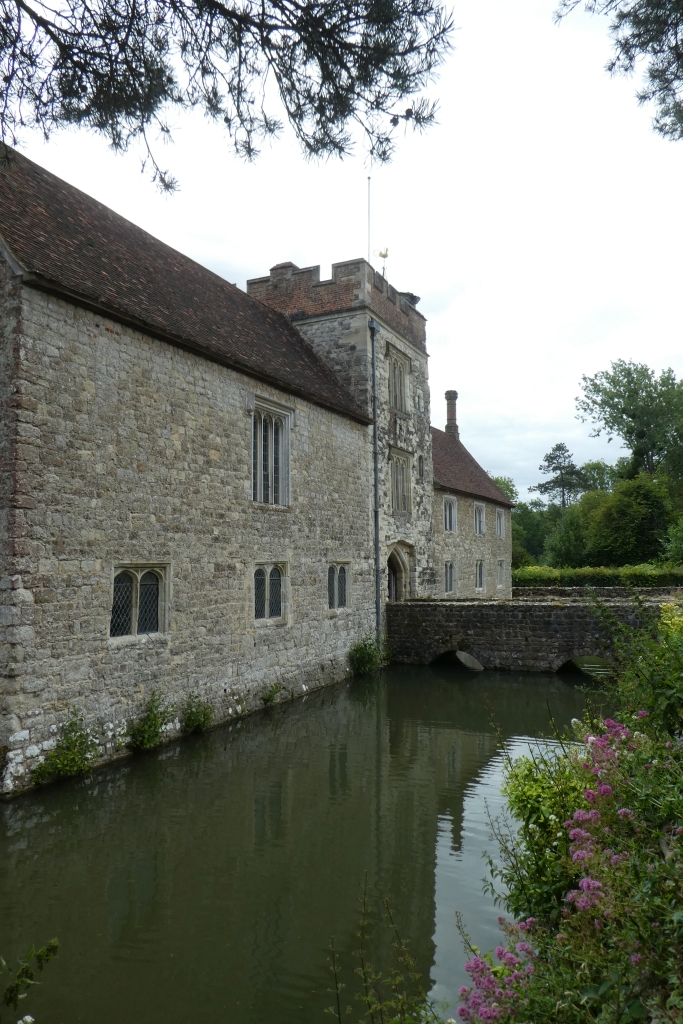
[
  {"xmin": 432, "ymin": 491, "xmax": 512, "ymax": 600},
  {"xmin": 0, "ymin": 278, "xmax": 376, "ymax": 792},
  {"xmin": 385, "ymin": 596, "xmax": 667, "ymax": 671}
]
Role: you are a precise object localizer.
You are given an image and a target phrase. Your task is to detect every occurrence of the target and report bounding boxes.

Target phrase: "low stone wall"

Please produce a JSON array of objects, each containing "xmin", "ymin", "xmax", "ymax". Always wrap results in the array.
[{"xmin": 386, "ymin": 593, "xmax": 671, "ymax": 672}]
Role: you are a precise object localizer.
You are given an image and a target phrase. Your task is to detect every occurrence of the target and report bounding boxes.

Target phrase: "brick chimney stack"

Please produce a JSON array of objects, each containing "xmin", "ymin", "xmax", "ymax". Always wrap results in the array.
[{"xmin": 445, "ymin": 390, "xmax": 459, "ymax": 439}]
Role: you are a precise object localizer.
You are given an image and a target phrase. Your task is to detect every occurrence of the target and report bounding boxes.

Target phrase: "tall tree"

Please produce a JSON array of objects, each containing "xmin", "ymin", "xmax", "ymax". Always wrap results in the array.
[
  {"xmin": 529, "ymin": 443, "xmax": 587, "ymax": 508},
  {"xmin": 557, "ymin": 0, "xmax": 683, "ymax": 142},
  {"xmin": 0, "ymin": 0, "xmax": 452, "ymax": 188},
  {"xmin": 576, "ymin": 360, "xmax": 683, "ymax": 477}
]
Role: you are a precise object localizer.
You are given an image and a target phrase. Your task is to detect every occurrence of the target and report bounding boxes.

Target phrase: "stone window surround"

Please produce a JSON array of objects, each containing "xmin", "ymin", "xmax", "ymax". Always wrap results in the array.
[
  {"xmin": 327, "ymin": 562, "xmax": 351, "ymax": 616},
  {"xmin": 475, "ymin": 559, "xmax": 485, "ymax": 590},
  {"xmin": 474, "ymin": 503, "xmax": 486, "ymax": 535},
  {"xmin": 389, "ymin": 447, "xmax": 412, "ymax": 515},
  {"xmin": 445, "ymin": 561, "xmax": 455, "ymax": 594},
  {"xmin": 385, "ymin": 342, "xmax": 411, "ymax": 414},
  {"xmin": 253, "ymin": 561, "xmax": 289, "ymax": 627},
  {"xmin": 496, "ymin": 508, "xmax": 505, "ymax": 538},
  {"xmin": 247, "ymin": 394, "xmax": 294, "ymax": 507},
  {"xmin": 444, "ymin": 497, "xmax": 456, "ymax": 532},
  {"xmin": 497, "ymin": 560, "xmax": 506, "ymax": 587},
  {"xmin": 108, "ymin": 561, "xmax": 171, "ymax": 643}
]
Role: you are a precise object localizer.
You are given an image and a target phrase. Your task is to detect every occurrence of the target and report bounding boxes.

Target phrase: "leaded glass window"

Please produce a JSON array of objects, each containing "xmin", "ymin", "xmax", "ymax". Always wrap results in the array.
[
  {"xmin": 110, "ymin": 572, "xmax": 133, "ymax": 636},
  {"xmin": 269, "ymin": 567, "xmax": 281, "ymax": 618},
  {"xmin": 137, "ymin": 571, "xmax": 159, "ymax": 634},
  {"xmin": 328, "ymin": 566, "xmax": 336, "ymax": 609},
  {"xmin": 254, "ymin": 568, "xmax": 266, "ymax": 619},
  {"xmin": 337, "ymin": 566, "xmax": 347, "ymax": 608},
  {"xmin": 109, "ymin": 566, "xmax": 166, "ymax": 638},
  {"xmin": 251, "ymin": 407, "xmax": 290, "ymax": 505}
]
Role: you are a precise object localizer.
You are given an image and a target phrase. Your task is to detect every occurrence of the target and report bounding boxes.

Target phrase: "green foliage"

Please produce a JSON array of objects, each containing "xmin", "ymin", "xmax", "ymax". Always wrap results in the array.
[
  {"xmin": 513, "ymin": 563, "xmax": 683, "ymax": 587},
  {"xmin": 181, "ymin": 693, "xmax": 214, "ymax": 732},
  {"xmin": 665, "ymin": 516, "xmax": 683, "ymax": 563},
  {"xmin": 262, "ymin": 682, "xmax": 283, "ymax": 705},
  {"xmin": 576, "ymin": 359, "xmax": 683, "ymax": 477},
  {"xmin": 588, "ymin": 474, "xmax": 674, "ymax": 565},
  {"xmin": 349, "ymin": 635, "xmax": 387, "ymax": 675},
  {"xmin": 529, "ymin": 442, "xmax": 588, "ymax": 508},
  {"xmin": 0, "ymin": 0, "xmax": 452, "ymax": 190},
  {"xmin": 512, "ymin": 499, "xmax": 562, "ymax": 562},
  {"xmin": 542, "ymin": 501, "xmax": 592, "ymax": 569},
  {"xmin": 32, "ymin": 711, "xmax": 98, "ymax": 784},
  {"xmin": 496, "ymin": 748, "xmax": 586, "ymax": 919},
  {"xmin": 128, "ymin": 691, "xmax": 175, "ymax": 750},
  {"xmin": 489, "ymin": 475, "xmax": 519, "ymax": 502},
  {"xmin": 1, "ymin": 938, "xmax": 59, "ymax": 1019},
  {"xmin": 459, "ymin": 602, "xmax": 683, "ymax": 1022},
  {"xmin": 580, "ymin": 458, "xmax": 620, "ymax": 492}
]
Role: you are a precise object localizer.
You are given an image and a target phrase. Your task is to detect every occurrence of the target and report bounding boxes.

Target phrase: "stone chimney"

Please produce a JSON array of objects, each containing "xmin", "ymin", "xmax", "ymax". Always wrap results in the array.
[{"xmin": 445, "ymin": 390, "xmax": 459, "ymax": 439}]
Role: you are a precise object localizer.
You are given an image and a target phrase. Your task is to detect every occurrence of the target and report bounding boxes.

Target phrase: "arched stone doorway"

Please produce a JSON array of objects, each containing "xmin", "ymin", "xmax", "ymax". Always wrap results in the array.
[{"xmin": 387, "ymin": 545, "xmax": 412, "ymax": 602}]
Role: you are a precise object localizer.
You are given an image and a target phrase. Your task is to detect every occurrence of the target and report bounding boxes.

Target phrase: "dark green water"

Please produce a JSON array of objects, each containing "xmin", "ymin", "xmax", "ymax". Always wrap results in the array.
[{"xmin": 0, "ymin": 667, "xmax": 589, "ymax": 1023}]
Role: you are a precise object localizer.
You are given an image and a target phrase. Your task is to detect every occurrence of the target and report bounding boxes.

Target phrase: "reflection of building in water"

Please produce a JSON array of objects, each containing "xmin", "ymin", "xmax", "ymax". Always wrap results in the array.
[{"xmin": 0, "ymin": 671, "xmax": 585, "ymax": 1024}]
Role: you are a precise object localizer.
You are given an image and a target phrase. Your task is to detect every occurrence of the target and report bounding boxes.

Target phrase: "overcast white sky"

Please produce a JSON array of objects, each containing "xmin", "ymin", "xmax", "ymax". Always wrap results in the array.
[{"xmin": 17, "ymin": 0, "xmax": 683, "ymax": 497}]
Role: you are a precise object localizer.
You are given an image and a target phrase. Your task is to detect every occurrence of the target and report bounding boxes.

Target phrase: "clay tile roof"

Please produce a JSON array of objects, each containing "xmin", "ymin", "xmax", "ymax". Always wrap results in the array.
[
  {"xmin": 0, "ymin": 148, "xmax": 370, "ymax": 424},
  {"xmin": 431, "ymin": 427, "xmax": 514, "ymax": 506}
]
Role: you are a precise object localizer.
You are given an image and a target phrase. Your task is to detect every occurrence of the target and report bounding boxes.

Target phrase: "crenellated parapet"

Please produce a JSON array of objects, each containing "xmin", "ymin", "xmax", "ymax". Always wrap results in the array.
[{"xmin": 247, "ymin": 259, "xmax": 427, "ymax": 352}]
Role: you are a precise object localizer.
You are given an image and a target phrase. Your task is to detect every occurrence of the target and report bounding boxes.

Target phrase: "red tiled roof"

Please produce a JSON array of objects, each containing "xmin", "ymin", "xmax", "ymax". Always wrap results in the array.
[
  {"xmin": 431, "ymin": 427, "xmax": 514, "ymax": 506},
  {"xmin": 0, "ymin": 149, "xmax": 370, "ymax": 424}
]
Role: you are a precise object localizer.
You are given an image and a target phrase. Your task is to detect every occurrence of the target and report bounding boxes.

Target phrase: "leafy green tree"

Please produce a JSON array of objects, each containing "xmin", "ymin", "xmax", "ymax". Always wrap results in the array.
[
  {"xmin": 490, "ymin": 475, "xmax": 519, "ymax": 502},
  {"xmin": 578, "ymin": 459, "xmax": 618, "ymax": 492},
  {"xmin": 557, "ymin": 0, "xmax": 683, "ymax": 143},
  {"xmin": 512, "ymin": 499, "xmax": 562, "ymax": 562},
  {"xmin": 542, "ymin": 503, "xmax": 590, "ymax": 568},
  {"xmin": 663, "ymin": 517, "xmax": 683, "ymax": 564},
  {"xmin": 0, "ymin": 0, "xmax": 452, "ymax": 188},
  {"xmin": 529, "ymin": 443, "xmax": 587, "ymax": 508},
  {"xmin": 577, "ymin": 360, "xmax": 683, "ymax": 477},
  {"xmin": 588, "ymin": 474, "xmax": 673, "ymax": 566}
]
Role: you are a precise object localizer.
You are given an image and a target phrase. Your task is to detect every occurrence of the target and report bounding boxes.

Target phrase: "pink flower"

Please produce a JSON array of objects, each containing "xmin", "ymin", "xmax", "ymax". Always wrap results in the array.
[
  {"xmin": 584, "ymin": 789, "xmax": 597, "ymax": 804},
  {"xmin": 572, "ymin": 850, "xmax": 590, "ymax": 861},
  {"xmin": 618, "ymin": 808, "xmax": 635, "ymax": 820},
  {"xmin": 598, "ymin": 784, "xmax": 613, "ymax": 797},
  {"xmin": 637, "ymin": 710, "xmax": 649, "ymax": 718},
  {"xmin": 630, "ymin": 953, "xmax": 642, "ymax": 964},
  {"xmin": 579, "ymin": 878, "xmax": 602, "ymax": 892}
]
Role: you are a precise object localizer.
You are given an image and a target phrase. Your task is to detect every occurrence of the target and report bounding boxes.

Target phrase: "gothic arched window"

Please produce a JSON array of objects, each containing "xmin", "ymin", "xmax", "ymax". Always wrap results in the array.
[
  {"xmin": 252, "ymin": 405, "xmax": 290, "ymax": 505},
  {"xmin": 328, "ymin": 566, "xmax": 336, "ymax": 609},
  {"xmin": 254, "ymin": 568, "xmax": 266, "ymax": 619},
  {"xmin": 110, "ymin": 572, "xmax": 134, "ymax": 636},
  {"xmin": 109, "ymin": 566, "xmax": 165, "ymax": 637},
  {"xmin": 269, "ymin": 566, "xmax": 282, "ymax": 618},
  {"xmin": 254, "ymin": 564, "xmax": 286, "ymax": 621},
  {"xmin": 137, "ymin": 572, "xmax": 160, "ymax": 634},
  {"xmin": 337, "ymin": 566, "xmax": 347, "ymax": 609}
]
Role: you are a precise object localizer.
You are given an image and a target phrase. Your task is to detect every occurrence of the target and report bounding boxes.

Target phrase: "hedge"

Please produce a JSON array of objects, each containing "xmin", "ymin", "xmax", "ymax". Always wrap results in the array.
[{"xmin": 512, "ymin": 564, "xmax": 683, "ymax": 588}]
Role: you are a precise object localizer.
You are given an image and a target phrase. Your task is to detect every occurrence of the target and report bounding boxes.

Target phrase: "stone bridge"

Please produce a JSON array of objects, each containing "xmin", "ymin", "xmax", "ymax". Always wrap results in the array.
[{"xmin": 386, "ymin": 588, "xmax": 680, "ymax": 672}]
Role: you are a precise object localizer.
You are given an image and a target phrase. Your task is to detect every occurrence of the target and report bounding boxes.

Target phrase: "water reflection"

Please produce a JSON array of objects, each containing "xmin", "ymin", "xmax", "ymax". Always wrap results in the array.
[{"xmin": 0, "ymin": 667, "xmax": 588, "ymax": 1024}]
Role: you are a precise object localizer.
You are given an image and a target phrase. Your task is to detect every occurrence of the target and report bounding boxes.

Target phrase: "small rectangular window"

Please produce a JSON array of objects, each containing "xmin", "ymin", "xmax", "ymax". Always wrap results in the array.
[
  {"xmin": 497, "ymin": 560, "xmax": 505, "ymax": 587},
  {"xmin": 474, "ymin": 504, "xmax": 485, "ymax": 535},
  {"xmin": 389, "ymin": 354, "xmax": 409, "ymax": 412},
  {"xmin": 444, "ymin": 498, "xmax": 455, "ymax": 532},
  {"xmin": 496, "ymin": 509, "xmax": 504, "ymax": 538},
  {"xmin": 445, "ymin": 562, "xmax": 454, "ymax": 593},
  {"xmin": 476, "ymin": 560, "xmax": 484, "ymax": 590},
  {"xmin": 254, "ymin": 563, "xmax": 286, "ymax": 622}
]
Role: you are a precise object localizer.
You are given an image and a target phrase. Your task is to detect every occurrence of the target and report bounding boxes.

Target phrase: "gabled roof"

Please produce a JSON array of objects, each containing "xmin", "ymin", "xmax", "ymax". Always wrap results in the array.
[
  {"xmin": 431, "ymin": 427, "xmax": 514, "ymax": 506},
  {"xmin": 0, "ymin": 148, "xmax": 370, "ymax": 424}
]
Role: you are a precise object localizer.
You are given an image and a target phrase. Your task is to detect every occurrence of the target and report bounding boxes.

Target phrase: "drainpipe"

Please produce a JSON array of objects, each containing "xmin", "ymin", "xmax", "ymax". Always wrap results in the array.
[{"xmin": 369, "ymin": 318, "xmax": 381, "ymax": 640}]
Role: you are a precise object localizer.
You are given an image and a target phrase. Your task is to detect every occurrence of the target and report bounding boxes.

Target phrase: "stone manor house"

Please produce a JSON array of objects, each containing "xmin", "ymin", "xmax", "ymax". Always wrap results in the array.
[{"xmin": 0, "ymin": 150, "xmax": 512, "ymax": 791}]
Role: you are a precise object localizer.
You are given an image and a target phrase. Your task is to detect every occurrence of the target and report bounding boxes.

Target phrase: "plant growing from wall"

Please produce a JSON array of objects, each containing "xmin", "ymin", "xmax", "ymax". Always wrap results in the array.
[
  {"xmin": 349, "ymin": 635, "xmax": 388, "ymax": 675},
  {"xmin": 1, "ymin": 938, "xmax": 59, "ymax": 1021},
  {"xmin": 181, "ymin": 694, "xmax": 214, "ymax": 733},
  {"xmin": 262, "ymin": 682, "xmax": 283, "ymax": 705},
  {"xmin": 128, "ymin": 691, "xmax": 175, "ymax": 751},
  {"xmin": 32, "ymin": 712, "xmax": 98, "ymax": 784}
]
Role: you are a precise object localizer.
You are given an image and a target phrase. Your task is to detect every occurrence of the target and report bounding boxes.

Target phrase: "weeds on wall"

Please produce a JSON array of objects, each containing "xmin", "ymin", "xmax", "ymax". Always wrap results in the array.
[
  {"xmin": 181, "ymin": 693, "xmax": 214, "ymax": 733},
  {"xmin": 349, "ymin": 635, "xmax": 387, "ymax": 675},
  {"xmin": 262, "ymin": 683, "xmax": 283, "ymax": 705},
  {"xmin": 32, "ymin": 712, "xmax": 98, "ymax": 784},
  {"xmin": 1, "ymin": 938, "xmax": 59, "ymax": 1021},
  {"xmin": 128, "ymin": 691, "xmax": 175, "ymax": 751}
]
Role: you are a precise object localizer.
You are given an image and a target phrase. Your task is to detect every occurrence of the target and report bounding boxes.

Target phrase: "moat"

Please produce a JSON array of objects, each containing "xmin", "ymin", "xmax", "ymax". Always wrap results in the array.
[{"xmin": 0, "ymin": 667, "xmax": 590, "ymax": 1023}]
